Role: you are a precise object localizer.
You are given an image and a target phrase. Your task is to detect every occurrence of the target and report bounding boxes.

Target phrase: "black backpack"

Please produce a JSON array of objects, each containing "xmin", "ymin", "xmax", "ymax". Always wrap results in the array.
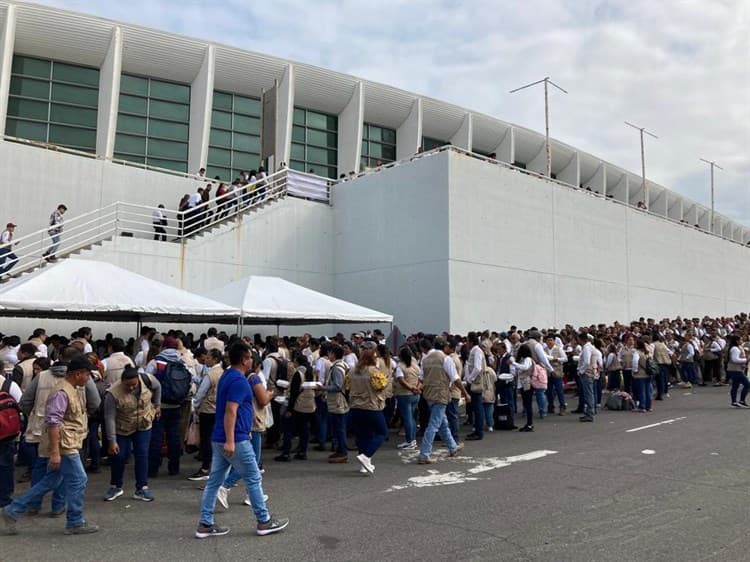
[{"xmin": 157, "ymin": 359, "xmax": 191, "ymax": 405}]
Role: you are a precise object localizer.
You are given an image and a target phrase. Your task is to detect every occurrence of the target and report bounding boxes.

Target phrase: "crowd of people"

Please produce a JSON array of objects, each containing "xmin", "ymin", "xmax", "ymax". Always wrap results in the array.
[{"xmin": 0, "ymin": 312, "xmax": 748, "ymax": 538}]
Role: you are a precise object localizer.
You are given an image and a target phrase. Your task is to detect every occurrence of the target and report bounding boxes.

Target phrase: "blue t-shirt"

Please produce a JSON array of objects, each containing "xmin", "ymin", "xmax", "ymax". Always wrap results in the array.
[{"xmin": 212, "ymin": 368, "xmax": 260, "ymax": 444}]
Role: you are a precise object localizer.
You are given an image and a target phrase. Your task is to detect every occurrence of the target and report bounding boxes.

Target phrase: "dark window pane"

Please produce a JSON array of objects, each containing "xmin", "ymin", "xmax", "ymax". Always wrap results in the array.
[
  {"xmin": 149, "ymin": 79, "xmax": 189, "ymax": 103},
  {"xmin": 382, "ymin": 128, "xmax": 396, "ymax": 144},
  {"xmin": 233, "ymin": 132, "xmax": 259, "ymax": 153},
  {"xmin": 292, "ymin": 125, "xmax": 305, "ymax": 143},
  {"xmin": 308, "ymin": 129, "xmax": 336, "ymax": 148},
  {"xmin": 305, "ymin": 110, "xmax": 329, "ymax": 130},
  {"xmin": 208, "ymin": 146, "xmax": 231, "ymax": 167},
  {"xmin": 149, "ymin": 99, "xmax": 189, "ymax": 122},
  {"xmin": 307, "ymin": 146, "xmax": 331, "ymax": 165},
  {"xmin": 207, "ymin": 165, "xmax": 231, "ymax": 181},
  {"xmin": 51, "ymin": 83, "xmax": 98, "ymax": 107},
  {"xmin": 209, "ymin": 128, "xmax": 231, "ymax": 148},
  {"xmin": 234, "ymin": 96, "xmax": 260, "ymax": 116},
  {"xmin": 48, "ymin": 124, "xmax": 96, "ymax": 150},
  {"xmin": 114, "ymin": 152, "xmax": 145, "ymax": 164},
  {"xmin": 9, "ymin": 77, "xmax": 49, "ymax": 100},
  {"xmin": 368, "ymin": 126, "xmax": 382, "ymax": 142},
  {"xmin": 120, "ymin": 74, "xmax": 148, "ymax": 96},
  {"xmin": 290, "ymin": 160, "xmax": 305, "ymax": 172},
  {"xmin": 147, "ymin": 157, "xmax": 187, "ymax": 173},
  {"xmin": 233, "ymin": 114, "xmax": 260, "ymax": 134},
  {"xmin": 360, "ymin": 156, "xmax": 368, "ymax": 169},
  {"xmin": 291, "ymin": 142, "xmax": 305, "ymax": 161},
  {"xmin": 7, "ymin": 97, "xmax": 48, "ymax": 121},
  {"xmin": 50, "ymin": 103, "xmax": 97, "ymax": 128},
  {"xmin": 212, "ymin": 91, "xmax": 232, "ymax": 111},
  {"xmin": 361, "ymin": 140, "xmax": 368, "ymax": 156},
  {"xmin": 118, "ymin": 94, "xmax": 147, "ymax": 115},
  {"xmin": 232, "ymin": 151, "xmax": 259, "ymax": 170},
  {"xmin": 211, "ymin": 110, "xmax": 232, "ymax": 129},
  {"xmin": 5, "ymin": 118, "xmax": 47, "ymax": 141},
  {"xmin": 324, "ymin": 166, "xmax": 337, "ymax": 179},
  {"xmin": 382, "ymin": 144, "xmax": 396, "ymax": 161},
  {"xmin": 12, "ymin": 56, "xmax": 50, "ymax": 78},
  {"xmin": 117, "ymin": 114, "xmax": 147, "ymax": 135},
  {"xmin": 148, "ymin": 118, "xmax": 189, "ymax": 141},
  {"xmin": 148, "ymin": 138, "xmax": 188, "ymax": 160},
  {"xmin": 368, "ymin": 142, "xmax": 383, "ymax": 159},
  {"xmin": 114, "ymin": 133, "xmax": 146, "ymax": 155},
  {"xmin": 52, "ymin": 62, "xmax": 99, "ymax": 87},
  {"xmin": 293, "ymin": 108, "xmax": 305, "ymax": 125}
]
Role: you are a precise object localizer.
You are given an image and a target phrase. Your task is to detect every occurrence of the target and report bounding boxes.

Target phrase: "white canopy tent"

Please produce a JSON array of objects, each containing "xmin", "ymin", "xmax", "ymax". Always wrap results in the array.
[
  {"xmin": 0, "ymin": 259, "xmax": 240, "ymax": 323},
  {"xmin": 206, "ymin": 276, "xmax": 393, "ymax": 327}
]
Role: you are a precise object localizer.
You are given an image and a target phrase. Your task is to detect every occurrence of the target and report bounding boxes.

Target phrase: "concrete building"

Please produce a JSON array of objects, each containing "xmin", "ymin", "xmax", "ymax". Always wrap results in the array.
[{"xmin": 0, "ymin": 1, "xmax": 747, "ymax": 335}]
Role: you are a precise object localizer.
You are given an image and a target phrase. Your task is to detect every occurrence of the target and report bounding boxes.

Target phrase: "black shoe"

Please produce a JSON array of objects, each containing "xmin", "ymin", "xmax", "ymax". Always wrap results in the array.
[
  {"xmin": 313, "ymin": 445, "xmax": 326, "ymax": 452},
  {"xmin": 274, "ymin": 454, "xmax": 291, "ymax": 462},
  {"xmin": 293, "ymin": 453, "xmax": 307, "ymax": 460},
  {"xmin": 519, "ymin": 425, "xmax": 534, "ymax": 432},
  {"xmin": 547, "ymin": 405, "xmax": 555, "ymax": 414},
  {"xmin": 570, "ymin": 409, "xmax": 583, "ymax": 414},
  {"xmin": 465, "ymin": 433, "xmax": 482, "ymax": 441},
  {"xmin": 579, "ymin": 415, "xmax": 594, "ymax": 422}
]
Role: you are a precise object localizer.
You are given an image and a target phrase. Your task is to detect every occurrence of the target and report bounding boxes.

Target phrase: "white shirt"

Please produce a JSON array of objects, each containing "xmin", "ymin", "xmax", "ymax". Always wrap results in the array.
[
  {"xmin": 188, "ymin": 193, "xmax": 202, "ymax": 207},
  {"xmin": 343, "ymin": 353, "xmax": 358, "ymax": 370},
  {"xmin": 465, "ymin": 345, "xmax": 485, "ymax": 384},
  {"xmin": 314, "ymin": 357, "xmax": 327, "ymax": 383},
  {"xmin": 729, "ymin": 347, "xmax": 747, "ymax": 364},
  {"xmin": 529, "ymin": 339, "xmax": 554, "ymax": 373},
  {"xmin": 152, "ymin": 208, "xmax": 165, "ymax": 223},
  {"xmin": 0, "ymin": 229, "xmax": 12, "ymax": 246}
]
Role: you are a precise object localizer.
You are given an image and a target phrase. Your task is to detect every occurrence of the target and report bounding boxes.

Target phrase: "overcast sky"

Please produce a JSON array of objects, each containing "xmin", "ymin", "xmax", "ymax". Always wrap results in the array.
[{"xmin": 31, "ymin": 0, "xmax": 750, "ymax": 224}]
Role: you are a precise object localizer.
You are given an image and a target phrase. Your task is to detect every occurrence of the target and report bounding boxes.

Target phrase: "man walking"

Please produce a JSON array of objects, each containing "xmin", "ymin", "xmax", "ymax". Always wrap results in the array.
[
  {"xmin": 0, "ymin": 222, "xmax": 18, "ymax": 276},
  {"xmin": 577, "ymin": 333, "xmax": 598, "ymax": 422},
  {"xmin": 152, "ymin": 204, "xmax": 168, "ymax": 241},
  {"xmin": 195, "ymin": 342, "xmax": 288, "ymax": 538},
  {"xmin": 2, "ymin": 356, "xmax": 99, "ymax": 535},
  {"xmin": 417, "ymin": 337, "xmax": 469, "ymax": 464},
  {"xmin": 42, "ymin": 204, "xmax": 66, "ymax": 262}
]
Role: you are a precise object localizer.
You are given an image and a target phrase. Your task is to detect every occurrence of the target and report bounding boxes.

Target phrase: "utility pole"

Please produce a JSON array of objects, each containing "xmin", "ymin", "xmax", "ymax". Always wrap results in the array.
[
  {"xmin": 624, "ymin": 121, "xmax": 658, "ymax": 210},
  {"xmin": 699, "ymin": 158, "xmax": 723, "ymax": 233},
  {"xmin": 510, "ymin": 77, "xmax": 568, "ymax": 178}
]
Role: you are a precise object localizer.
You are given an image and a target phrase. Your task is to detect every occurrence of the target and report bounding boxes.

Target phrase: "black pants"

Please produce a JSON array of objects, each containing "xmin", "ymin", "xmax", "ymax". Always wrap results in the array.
[
  {"xmin": 703, "ymin": 358, "xmax": 720, "ymax": 383},
  {"xmin": 521, "ymin": 389, "xmax": 534, "ymax": 428},
  {"xmin": 153, "ymin": 225, "xmax": 166, "ymax": 241},
  {"xmin": 266, "ymin": 401, "xmax": 282, "ymax": 447},
  {"xmin": 198, "ymin": 412, "xmax": 215, "ymax": 471},
  {"xmin": 622, "ymin": 370, "xmax": 633, "ymax": 394},
  {"xmin": 281, "ymin": 411, "xmax": 314, "ymax": 455}
]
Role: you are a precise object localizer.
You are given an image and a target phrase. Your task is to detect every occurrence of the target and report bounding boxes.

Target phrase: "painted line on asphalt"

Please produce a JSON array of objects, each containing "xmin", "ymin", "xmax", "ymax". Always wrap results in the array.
[
  {"xmin": 385, "ymin": 449, "xmax": 558, "ymax": 492},
  {"xmin": 626, "ymin": 416, "xmax": 687, "ymax": 433}
]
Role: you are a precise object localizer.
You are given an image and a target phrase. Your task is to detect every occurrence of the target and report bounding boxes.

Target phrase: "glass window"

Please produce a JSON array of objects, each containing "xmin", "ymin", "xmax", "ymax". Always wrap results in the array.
[
  {"xmin": 117, "ymin": 114, "xmax": 147, "ymax": 135},
  {"xmin": 147, "ymin": 157, "xmax": 187, "ymax": 173},
  {"xmin": 292, "ymin": 125, "xmax": 305, "ymax": 143},
  {"xmin": 208, "ymin": 91, "xmax": 262, "ymax": 179},
  {"xmin": 293, "ymin": 108, "xmax": 305, "ymax": 126},
  {"xmin": 114, "ymin": 152, "xmax": 145, "ymax": 165},
  {"xmin": 207, "ymin": 165, "xmax": 231, "ymax": 181},
  {"xmin": 5, "ymin": 55, "xmax": 99, "ymax": 152},
  {"xmin": 291, "ymin": 143, "xmax": 305, "ymax": 161},
  {"xmin": 148, "ymin": 118, "xmax": 189, "ymax": 141},
  {"xmin": 149, "ymin": 99, "xmax": 189, "ymax": 122},
  {"xmin": 114, "ymin": 133, "xmax": 146, "ymax": 155},
  {"xmin": 118, "ymin": 94, "xmax": 147, "ymax": 116},
  {"xmin": 305, "ymin": 110, "xmax": 330, "ymax": 131},
  {"xmin": 149, "ymin": 79, "xmax": 190, "ymax": 103},
  {"xmin": 292, "ymin": 107, "xmax": 339, "ymax": 178},
  {"xmin": 422, "ymin": 137, "xmax": 446, "ymax": 151},
  {"xmin": 362, "ymin": 123, "xmax": 397, "ymax": 166},
  {"xmin": 148, "ymin": 138, "xmax": 188, "ymax": 160},
  {"xmin": 120, "ymin": 74, "xmax": 148, "ymax": 96},
  {"xmin": 307, "ymin": 129, "xmax": 337, "ymax": 148}
]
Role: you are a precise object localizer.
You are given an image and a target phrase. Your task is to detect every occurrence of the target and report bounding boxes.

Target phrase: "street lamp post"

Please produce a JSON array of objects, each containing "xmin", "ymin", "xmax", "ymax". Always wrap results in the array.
[
  {"xmin": 510, "ymin": 77, "xmax": 568, "ymax": 178},
  {"xmin": 624, "ymin": 121, "xmax": 658, "ymax": 210},
  {"xmin": 699, "ymin": 158, "xmax": 723, "ymax": 233}
]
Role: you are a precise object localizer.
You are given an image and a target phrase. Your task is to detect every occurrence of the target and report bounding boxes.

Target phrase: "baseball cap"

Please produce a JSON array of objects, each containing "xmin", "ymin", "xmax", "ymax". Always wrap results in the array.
[
  {"xmin": 68, "ymin": 356, "xmax": 95, "ymax": 373},
  {"xmin": 6, "ymin": 223, "xmax": 16, "ymax": 228}
]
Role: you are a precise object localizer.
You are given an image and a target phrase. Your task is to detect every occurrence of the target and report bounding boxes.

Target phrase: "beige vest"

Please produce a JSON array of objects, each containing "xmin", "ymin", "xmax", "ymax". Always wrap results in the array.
[
  {"xmin": 105, "ymin": 353, "xmax": 135, "ymax": 387},
  {"xmin": 109, "ymin": 378, "xmax": 155, "ymax": 435},
  {"xmin": 325, "ymin": 360, "xmax": 350, "ymax": 414},
  {"xmin": 393, "ymin": 361, "xmax": 420, "ymax": 397},
  {"xmin": 25, "ymin": 370, "xmax": 61, "ymax": 443},
  {"xmin": 620, "ymin": 347, "xmax": 634, "ymax": 370},
  {"xmin": 606, "ymin": 352, "xmax": 622, "ymax": 371},
  {"xmin": 39, "ymin": 379, "xmax": 88, "ymax": 456},
  {"xmin": 293, "ymin": 370, "xmax": 316, "ymax": 414},
  {"xmin": 348, "ymin": 366, "xmax": 385, "ymax": 411},
  {"xmin": 17, "ymin": 358, "xmax": 35, "ymax": 393},
  {"xmin": 449, "ymin": 353, "xmax": 463, "ymax": 399},
  {"xmin": 198, "ymin": 365, "xmax": 223, "ymax": 414},
  {"xmin": 634, "ymin": 353, "xmax": 649, "ymax": 378},
  {"xmin": 653, "ymin": 342, "xmax": 672, "ymax": 365},
  {"xmin": 583, "ymin": 343, "xmax": 598, "ymax": 378},
  {"xmin": 727, "ymin": 347, "xmax": 747, "ymax": 373},
  {"xmin": 548, "ymin": 346, "xmax": 565, "ymax": 377},
  {"xmin": 422, "ymin": 351, "xmax": 450, "ymax": 405},
  {"xmin": 376, "ymin": 357, "xmax": 394, "ymax": 399}
]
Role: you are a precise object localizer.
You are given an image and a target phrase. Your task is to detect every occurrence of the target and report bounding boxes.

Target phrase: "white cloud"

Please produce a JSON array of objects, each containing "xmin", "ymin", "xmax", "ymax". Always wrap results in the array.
[{"xmin": 27, "ymin": 0, "xmax": 750, "ymax": 222}]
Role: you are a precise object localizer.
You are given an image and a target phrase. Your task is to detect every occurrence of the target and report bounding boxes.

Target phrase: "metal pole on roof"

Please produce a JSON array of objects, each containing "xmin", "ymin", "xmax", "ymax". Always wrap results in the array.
[
  {"xmin": 510, "ymin": 77, "xmax": 568, "ymax": 178},
  {"xmin": 699, "ymin": 158, "xmax": 723, "ymax": 233},
  {"xmin": 625, "ymin": 122, "xmax": 658, "ymax": 210}
]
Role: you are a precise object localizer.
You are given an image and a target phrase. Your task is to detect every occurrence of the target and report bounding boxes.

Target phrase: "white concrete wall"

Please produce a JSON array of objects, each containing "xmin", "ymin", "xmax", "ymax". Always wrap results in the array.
[
  {"xmin": 187, "ymin": 45, "xmax": 215, "ymax": 173},
  {"xmin": 96, "ymin": 26, "xmax": 122, "ymax": 158}
]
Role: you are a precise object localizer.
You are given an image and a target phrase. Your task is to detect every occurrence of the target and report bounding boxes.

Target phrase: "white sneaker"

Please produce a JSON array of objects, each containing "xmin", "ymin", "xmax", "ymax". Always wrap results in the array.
[
  {"xmin": 216, "ymin": 486, "xmax": 229, "ymax": 510},
  {"xmin": 244, "ymin": 494, "xmax": 269, "ymax": 506},
  {"xmin": 356, "ymin": 454, "xmax": 374, "ymax": 475},
  {"xmin": 403, "ymin": 440, "xmax": 418, "ymax": 450},
  {"xmin": 359, "ymin": 466, "xmax": 369, "ymax": 474},
  {"xmin": 397, "ymin": 441, "xmax": 412, "ymax": 449}
]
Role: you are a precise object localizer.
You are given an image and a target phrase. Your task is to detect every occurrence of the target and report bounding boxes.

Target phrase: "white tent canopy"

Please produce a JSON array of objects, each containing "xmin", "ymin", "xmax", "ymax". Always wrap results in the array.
[
  {"xmin": 0, "ymin": 259, "xmax": 240, "ymax": 323},
  {"xmin": 207, "ymin": 276, "xmax": 393, "ymax": 325}
]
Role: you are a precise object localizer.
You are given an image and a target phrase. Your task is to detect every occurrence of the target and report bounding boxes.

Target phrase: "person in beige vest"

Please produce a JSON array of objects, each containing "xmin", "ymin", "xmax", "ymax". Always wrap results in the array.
[
  {"xmin": 726, "ymin": 334, "xmax": 749, "ymax": 408},
  {"xmin": 445, "ymin": 338, "xmax": 464, "ymax": 441},
  {"xmin": 189, "ymin": 349, "xmax": 224, "ymax": 480},
  {"xmin": 376, "ymin": 344, "xmax": 396, "ymax": 428},
  {"xmin": 394, "ymin": 346, "xmax": 421, "ymax": 450},
  {"xmin": 275, "ymin": 352, "xmax": 318, "ymax": 462},
  {"xmin": 544, "ymin": 335, "xmax": 568, "ymax": 415},
  {"xmin": 203, "ymin": 328, "xmax": 225, "ymax": 354},
  {"xmin": 652, "ymin": 335, "xmax": 673, "ymax": 400},
  {"xmin": 324, "ymin": 344, "xmax": 350, "ymax": 463},
  {"xmin": 101, "ymin": 338, "xmax": 135, "ymax": 387},
  {"xmin": 417, "ymin": 338, "xmax": 469, "ymax": 464},
  {"xmin": 348, "ymin": 341, "xmax": 388, "ymax": 475},
  {"xmin": 11, "ymin": 343, "xmax": 36, "ymax": 393},
  {"xmin": 103, "ymin": 367, "xmax": 161, "ymax": 502},
  {"xmin": 2, "ymin": 356, "xmax": 98, "ymax": 535}
]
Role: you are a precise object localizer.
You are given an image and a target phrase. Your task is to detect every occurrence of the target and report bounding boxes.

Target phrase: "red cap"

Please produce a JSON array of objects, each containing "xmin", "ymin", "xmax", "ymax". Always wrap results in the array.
[{"xmin": 6, "ymin": 223, "xmax": 16, "ymax": 228}]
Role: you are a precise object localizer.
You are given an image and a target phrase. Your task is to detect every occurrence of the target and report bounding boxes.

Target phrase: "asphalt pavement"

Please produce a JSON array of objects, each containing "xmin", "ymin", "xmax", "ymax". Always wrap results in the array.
[{"xmin": 4, "ymin": 385, "xmax": 750, "ymax": 562}]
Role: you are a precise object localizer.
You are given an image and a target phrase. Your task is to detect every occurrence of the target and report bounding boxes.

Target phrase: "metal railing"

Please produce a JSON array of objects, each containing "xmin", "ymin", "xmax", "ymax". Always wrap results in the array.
[{"xmin": 0, "ymin": 169, "xmax": 301, "ymax": 281}]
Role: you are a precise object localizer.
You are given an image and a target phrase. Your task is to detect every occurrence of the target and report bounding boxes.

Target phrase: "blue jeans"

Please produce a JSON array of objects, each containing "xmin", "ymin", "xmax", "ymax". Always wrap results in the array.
[
  {"xmin": 580, "ymin": 376, "xmax": 596, "ymax": 418},
  {"xmin": 606, "ymin": 370, "xmax": 622, "ymax": 391},
  {"xmin": 656, "ymin": 365, "xmax": 670, "ymax": 398},
  {"xmin": 350, "ymin": 409, "xmax": 388, "ymax": 458},
  {"xmin": 0, "ymin": 440, "xmax": 16, "ymax": 506},
  {"xmin": 546, "ymin": 377, "xmax": 566, "ymax": 409},
  {"xmin": 498, "ymin": 381, "xmax": 516, "ymax": 414},
  {"xmin": 0, "ymin": 248, "xmax": 17, "ymax": 275},
  {"xmin": 314, "ymin": 395, "xmax": 328, "ymax": 444},
  {"xmin": 5, "ymin": 453, "xmax": 88, "ymax": 528},
  {"xmin": 446, "ymin": 397, "xmax": 460, "ymax": 441},
  {"xmin": 419, "ymin": 401, "xmax": 457, "ymax": 458},
  {"xmin": 622, "ymin": 370, "xmax": 633, "ymax": 394},
  {"xmin": 680, "ymin": 363, "xmax": 699, "ymax": 385},
  {"xmin": 729, "ymin": 371, "xmax": 749, "ymax": 403},
  {"xmin": 632, "ymin": 377, "xmax": 652, "ymax": 410},
  {"xmin": 200, "ymin": 441, "xmax": 268, "ymax": 525},
  {"xmin": 29, "ymin": 453, "xmax": 65, "ymax": 512},
  {"xmin": 534, "ymin": 388, "xmax": 547, "ymax": 418},
  {"xmin": 149, "ymin": 406, "xmax": 182, "ymax": 475},
  {"xmin": 87, "ymin": 417, "xmax": 102, "ymax": 469},
  {"xmin": 396, "ymin": 395, "xmax": 419, "ymax": 443},
  {"xmin": 110, "ymin": 429, "xmax": 151, "ymax": 490},
  {"xmin": 329, "ymin": 413, "xmax": 348, "ymax": 456},
  {"xmin": 45, "ymin": 233, "xmax": 61, "ymax": 257},
  {"xmin": 470, "ymin": 391, "xmax": 486, "ymax": 438},
  {"xmin": 251, "ymin": 431, "xmax": 262, "ymax": 466}
]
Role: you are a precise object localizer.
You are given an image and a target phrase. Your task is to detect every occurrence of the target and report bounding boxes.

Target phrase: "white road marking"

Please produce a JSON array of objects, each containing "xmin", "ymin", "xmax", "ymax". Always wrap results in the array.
[
  {"xmin": 641, "ymin": 449, "xmax": 656, "ymax": 455},
  {"xmin": 385, "ymin": 450, "xmax": 558, "ymax": 492},
  {"xmin": 626, "ymin": 416, "xmax": 687, "ymax": 433}
]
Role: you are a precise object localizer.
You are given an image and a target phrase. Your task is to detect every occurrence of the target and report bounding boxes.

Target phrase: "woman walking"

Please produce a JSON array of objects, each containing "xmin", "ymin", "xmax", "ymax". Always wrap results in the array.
[
  {"xmin": 510, "ymin": 344, "xmax": 535, "ymax": 432},
  {"xmin": 393, "ymin": 346, "xmax": 420, "ymax": 450},
  {"xmin": 632, "ymin": 340, "xmax": 653, "ymax": 412},
  {"xmin": 726, "ymin": 335, "xmax": 749, "ymax": 408}
]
